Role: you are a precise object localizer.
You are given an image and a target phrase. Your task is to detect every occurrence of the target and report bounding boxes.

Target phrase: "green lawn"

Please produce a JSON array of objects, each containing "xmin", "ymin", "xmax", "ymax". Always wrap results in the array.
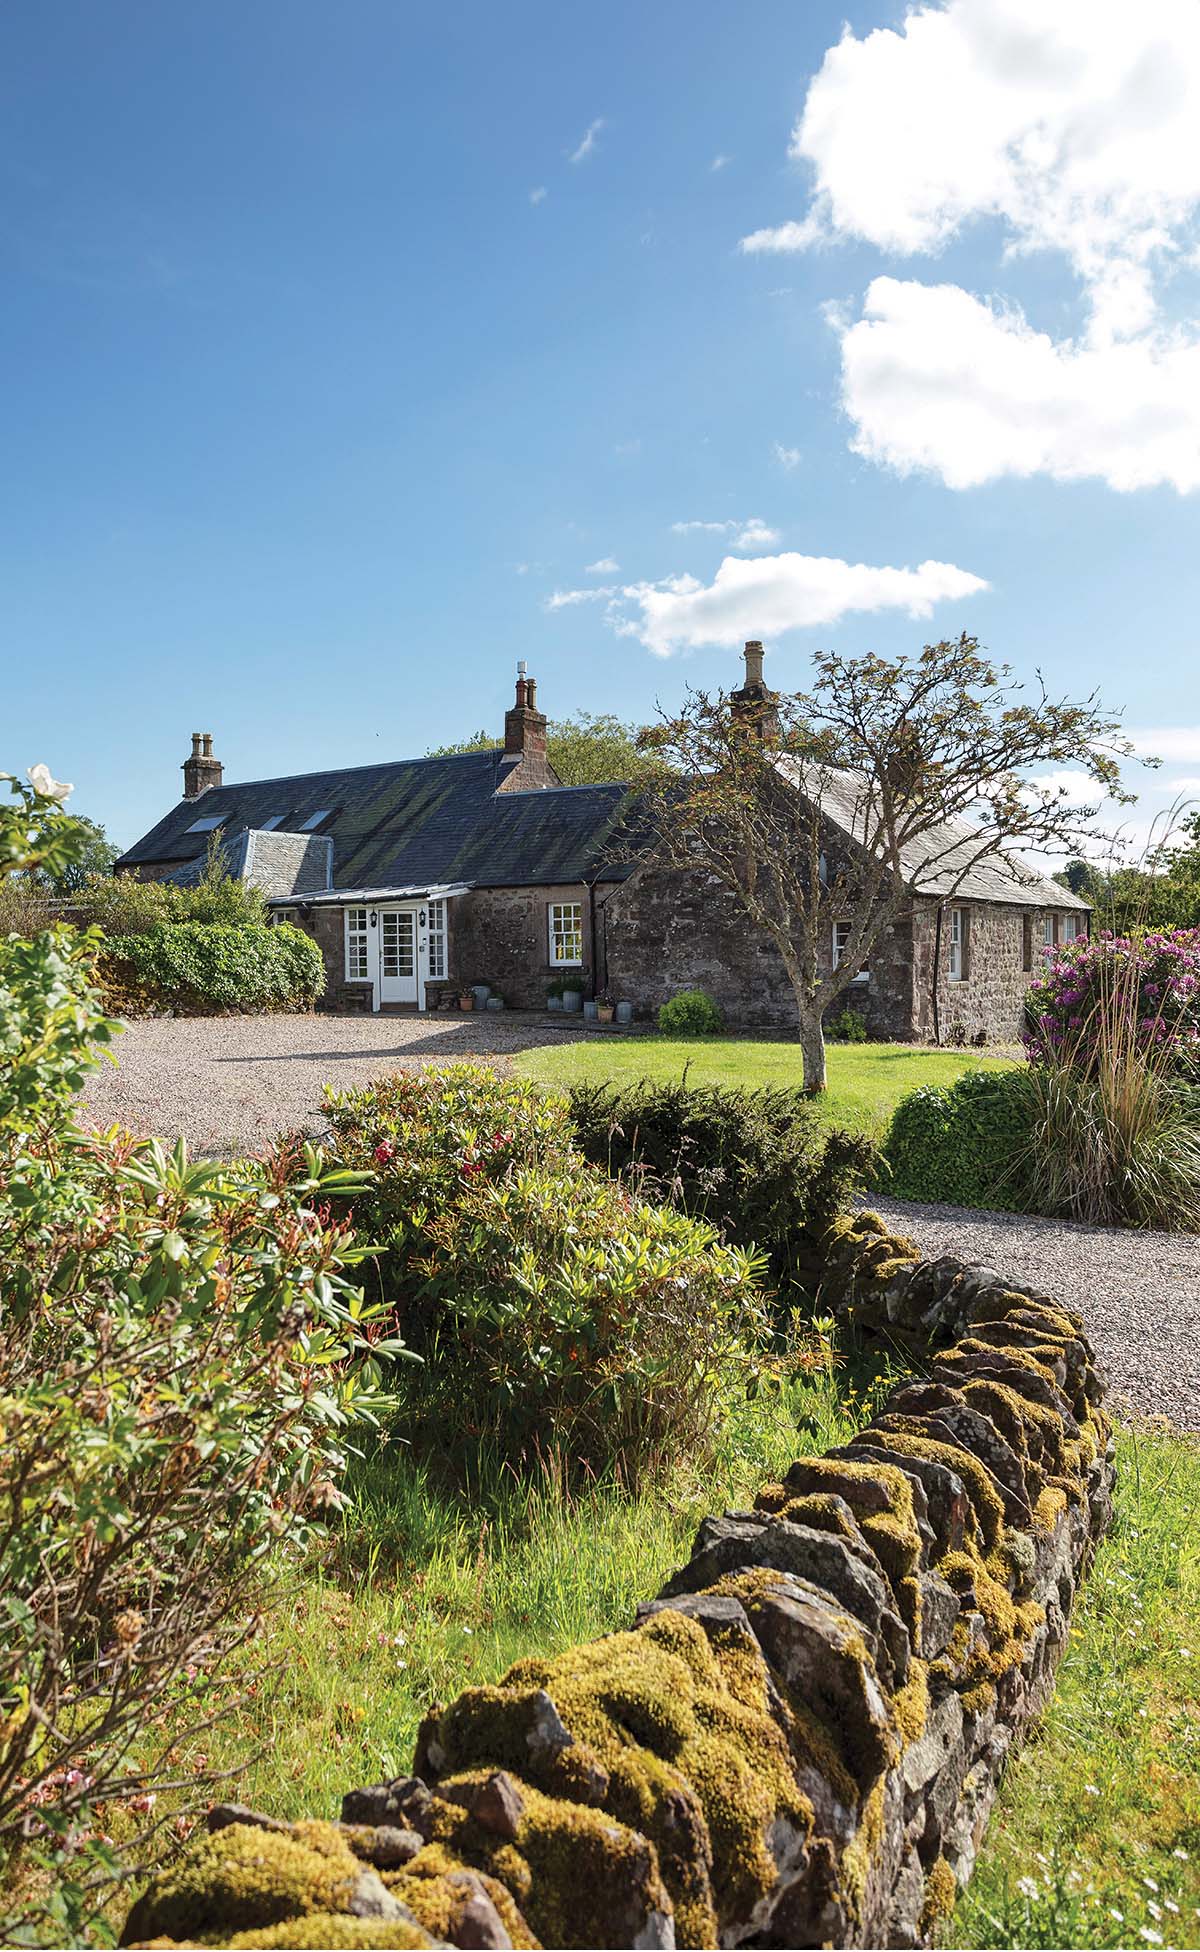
[{"xmin": 514, "ymin": 1035, "xmax": 1018, "ymax": 1136}]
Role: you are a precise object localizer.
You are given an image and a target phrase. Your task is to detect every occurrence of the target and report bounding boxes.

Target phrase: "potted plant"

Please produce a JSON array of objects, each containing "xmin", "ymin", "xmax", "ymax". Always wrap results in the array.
[
  {"xmin": 596, "ymin": 989, "xmax": 616, "ymax": 1025},
  {"xmin": 560, "ymin": 970, "xmax": 586, "ymax": 1014},
  {"xmin": 458, "ymin": 988, "xmax": 474, "ymax": 1010}
]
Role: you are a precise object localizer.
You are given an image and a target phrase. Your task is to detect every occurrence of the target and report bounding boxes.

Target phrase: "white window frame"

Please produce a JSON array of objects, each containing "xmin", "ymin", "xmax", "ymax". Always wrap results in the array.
[
  {"xmin": 832, "ymin": 920, "xmax": 869, "ymax": 983},
  {"xmin": 1060, "ymin": 913, "xmax": 1081, "ymax": 943},
  {"xmin": 345, "ymin": 906, "xmax": 370, "ymax": 982},
  {"xmin": 548, "ymin": 900, "xmax": 584, "ymax": 967},
  {"xmin": 426, "ymin": 898, "xmax": 447, "ymax": 980},
  {"xmin": 1042, "ymin": 914, "xmax": 1057, "ymax": 950},
  {"xmin": 948, "ymin": 907, "xmax": 967, "ymax": 982}
]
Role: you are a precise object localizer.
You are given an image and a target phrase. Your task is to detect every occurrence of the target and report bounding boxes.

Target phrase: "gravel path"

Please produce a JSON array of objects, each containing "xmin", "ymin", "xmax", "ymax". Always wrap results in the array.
[
  {"xmin": 79, "ymin": 1019, "xmax": 1200, "ymax": 1431},
  {"xmin": 870, "ymin": 1195, "xmax": 1200, "ymax": 1433},
  {"xmin": 79, "ymin": 1013, "xmax": 570, "ymax": 1155}
]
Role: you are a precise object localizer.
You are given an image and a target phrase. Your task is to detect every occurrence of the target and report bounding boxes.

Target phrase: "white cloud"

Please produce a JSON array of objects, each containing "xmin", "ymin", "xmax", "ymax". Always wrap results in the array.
[
  {"xmin": 772, "ymin": 442, "xmax": 802, "ymax": 471},
  {"xmin": 1024, "ymin": 769, "xmax": 1101, "ymax": 807},
  {"xmin": 547, "ymin": 552, "xmax": 988, "ymax": 657},
  {"xmin": 671, "ymin": 516, "xmax": 781, "ymax": 550},
  {"xmin": 766, "ymin": 0, "xmax": 1200, "ymax": 340},
  {"xmin": 835, "ymin": 276, "xmax": 1200, "ymax": 491},
  {"xmin": 743, "ymin": 0, "xmax": 1200, "ymax": 492},
  {"xmin": 529, "ymin": 185, "xmax": 547, "ymax": 205},
  {"xmin": 546, "ymin": 585, "xmax": 616, "ymax": 610},
  {"xmin": 1166, "ymin": 775, "xmax": 1200, "ymax": 794},
  {"xmin": 585, "ymin": 556, "xmax": 620, "ymax": 574},
  {"xmin": 1130, "ymin": 727, "xmax": 1200, "ymax": 762},
  {"xmin": 740, "ymin": 214, "xmax": 828, "ymax": 256},
  {"xmin": 569, "ymin": 118, "xmax": 605, "ymax": 165},
  {"xmin": 711, "ymin": 153, "xmax": 731, "ymax": 172}
]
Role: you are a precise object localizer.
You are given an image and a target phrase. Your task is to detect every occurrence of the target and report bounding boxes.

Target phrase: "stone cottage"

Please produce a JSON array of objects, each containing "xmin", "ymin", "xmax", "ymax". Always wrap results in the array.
[{"xmin": 115, "ymin": 653, "xmax": 1088, "ymax": 1038}]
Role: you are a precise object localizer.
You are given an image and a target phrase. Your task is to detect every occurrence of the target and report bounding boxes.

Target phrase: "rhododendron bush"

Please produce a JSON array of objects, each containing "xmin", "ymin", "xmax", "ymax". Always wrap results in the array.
[{"xmin": 1025, "ymin": 927, "xmax": 1200, "ymax": 1072}]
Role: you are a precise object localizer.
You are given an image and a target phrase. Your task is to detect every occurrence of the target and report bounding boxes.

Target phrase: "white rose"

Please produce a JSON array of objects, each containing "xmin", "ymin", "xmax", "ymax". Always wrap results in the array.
[{"xmin": 27, "ymin": 763, "xmax": 73, "ymax": 803}]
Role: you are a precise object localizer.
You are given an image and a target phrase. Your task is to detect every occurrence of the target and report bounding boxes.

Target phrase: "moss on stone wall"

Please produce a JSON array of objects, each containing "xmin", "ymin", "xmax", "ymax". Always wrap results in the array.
[{"xmin": 123, "ymin": 1221, "xmax": 1113, "ymax": 1952}]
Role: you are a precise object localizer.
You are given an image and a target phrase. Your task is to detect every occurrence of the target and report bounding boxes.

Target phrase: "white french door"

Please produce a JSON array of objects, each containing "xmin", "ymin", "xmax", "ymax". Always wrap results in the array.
[{"xmin": 378, "ymin": 908, "xmax": 418, "ymax": 1006}]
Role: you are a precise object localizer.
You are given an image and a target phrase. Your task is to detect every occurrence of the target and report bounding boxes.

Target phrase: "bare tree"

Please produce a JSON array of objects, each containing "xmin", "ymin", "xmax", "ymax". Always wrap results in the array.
[{"xmin": 634, "ymin": 635, "xmax": 1134, "ymax": 1091}]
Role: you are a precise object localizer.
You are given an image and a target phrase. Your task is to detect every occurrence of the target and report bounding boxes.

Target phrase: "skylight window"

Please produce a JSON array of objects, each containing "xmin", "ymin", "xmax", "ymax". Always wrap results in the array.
[
  {"xmin": 259, "ymin": 814, "xmax": 287, "ymax": 831},
  {"xmin": 299, "ymin": 810, "xmax": 332, "ymax": 831},
  {"xmin": 185, "ymin": 814, "xmax": 225, "ymax": 833}
]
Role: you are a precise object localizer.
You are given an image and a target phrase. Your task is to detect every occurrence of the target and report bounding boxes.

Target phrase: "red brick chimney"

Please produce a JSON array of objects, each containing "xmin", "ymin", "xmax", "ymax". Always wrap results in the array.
[
  {"xmin": 182, "ymin": 731, "xmax": 224, "ymax": 800},
  {"xmin": 497, "ymin": 663, "xmax": 556, "ymax": 791},
  {"xmin": 730, "ymin": 641, "xmax": 780, "ymax": 744}
]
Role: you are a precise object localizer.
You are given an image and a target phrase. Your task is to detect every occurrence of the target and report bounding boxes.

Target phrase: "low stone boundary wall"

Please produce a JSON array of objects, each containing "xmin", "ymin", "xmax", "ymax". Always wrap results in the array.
[{"xmin": 122, "ymin": 1214, "xmax": 1114, "ymax": 1951}]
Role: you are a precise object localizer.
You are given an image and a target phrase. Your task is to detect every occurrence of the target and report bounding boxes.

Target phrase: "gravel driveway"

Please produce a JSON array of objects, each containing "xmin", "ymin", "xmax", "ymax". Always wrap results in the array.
[
  {"xmin": 78, "ymin": 1012, "xmax": 569, "ymax": 1155},
  {"xmin": 871, "ymin": 1196, "xmax": 1200, "ymax": 1434},
  {"xmin": 79, "ymin": 1018, "xmax": 1200, "ymax": 1431}
]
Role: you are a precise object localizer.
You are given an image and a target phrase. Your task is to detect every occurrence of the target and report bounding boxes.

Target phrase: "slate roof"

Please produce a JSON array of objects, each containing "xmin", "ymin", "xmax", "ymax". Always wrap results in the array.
[
  {"xmin": 117, "ymin": 750, "xmax": 633, "ymax": 894},
  {"xmin": 164, "ymin": 831, "xmax": 334, "ymax": 898},
  {"xmin": 775, "ymin": 761, "xmax": 1090, "ymax": 910}
]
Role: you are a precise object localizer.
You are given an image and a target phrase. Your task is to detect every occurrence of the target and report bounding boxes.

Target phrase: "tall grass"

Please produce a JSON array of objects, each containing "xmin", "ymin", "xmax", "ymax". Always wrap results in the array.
[{"xmin": 1022, "ymin": 946, "xmax": 1200, "ymax": 1230}]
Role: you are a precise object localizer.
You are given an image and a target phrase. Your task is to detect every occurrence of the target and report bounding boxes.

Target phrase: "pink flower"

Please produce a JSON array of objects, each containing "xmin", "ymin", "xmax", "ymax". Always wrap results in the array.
[{"xmin": 373, "ymin": 1141, "xmax": 395, "ymax": 1166}]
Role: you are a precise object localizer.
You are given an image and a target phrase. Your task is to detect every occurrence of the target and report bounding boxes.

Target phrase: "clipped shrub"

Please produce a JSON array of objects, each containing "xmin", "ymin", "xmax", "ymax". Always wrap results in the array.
[
  {"xmin": 657, "ymin": 988, "xmax": 722, "ymax": 1036},
  {"xmin": 0, "ymin": 770, "xmax": 402, "ymax": 1943},
  {"xmin": 882, "ymin": 1068, "xmax": 1036, "ymax": 1212},
  {"xmin": 566, "ymin": 1078, "xmax": 876, "ymax": 1298},
  {"xmin": 100, "ymin": 920, "xmax": 324, "ymax": 1015},
  {"xmin": 324, "ymin": 1066, "xmax": 767, "ymax": 1479},
  {"xmin": 826, "ymin": 1004, "xmax": 868, "ymax": 1043}
]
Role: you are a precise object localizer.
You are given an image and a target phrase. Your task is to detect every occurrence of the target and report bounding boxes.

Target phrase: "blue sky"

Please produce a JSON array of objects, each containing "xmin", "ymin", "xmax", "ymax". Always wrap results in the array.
[{"xmin": 4, "ymin": 0, "xmax": 1199, "ymax": 851}]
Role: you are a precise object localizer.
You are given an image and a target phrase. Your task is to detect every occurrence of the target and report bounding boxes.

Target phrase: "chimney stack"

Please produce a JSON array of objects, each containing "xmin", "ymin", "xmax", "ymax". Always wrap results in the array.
[
  {"xmin": 498, "ymin": 663, "xmax": 553, "ymax": 791},
  {"xmin": 182, "ymin": 730, "xmax": 224, "ymax": 800},
  {"xmin": 730, "ymin": 640, "xmax": 780, "ymax": 745}
]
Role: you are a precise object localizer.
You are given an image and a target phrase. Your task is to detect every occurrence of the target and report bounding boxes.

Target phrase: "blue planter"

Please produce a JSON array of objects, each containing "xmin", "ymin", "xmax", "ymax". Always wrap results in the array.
[
  {"xmin": 471, "ymin": 985, "xmax": 491, "ymax": 1008},
  {"xmin": 615, "ymin": 1001, "xmax": 633, "ymax": 1025},
  {"xmin": 561, "ymin": 988, "xmax": 582, "ymax": 1014},
  {"xmin": 583, "ymin": 999, "xmax": 599, "ymax": 1021}
]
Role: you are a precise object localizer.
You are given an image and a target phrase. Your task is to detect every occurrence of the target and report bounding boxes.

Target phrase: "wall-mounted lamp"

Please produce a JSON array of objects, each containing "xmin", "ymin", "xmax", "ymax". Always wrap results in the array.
[{"xmin": 369, "ymin": 911, "xmax": 378, "ymax": 927}]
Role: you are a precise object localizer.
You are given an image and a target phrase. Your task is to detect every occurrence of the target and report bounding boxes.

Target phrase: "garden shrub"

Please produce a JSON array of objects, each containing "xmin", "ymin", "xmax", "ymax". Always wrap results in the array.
[
  {"xmin": 0, "ymin": 769, "xmax": 403, "ymax": 1944},
  {"xmin": 324, "ymin": 1066, "xmax": 767, "ymax": 1479},
  {"xmin": 100, "ymin": 920, "xmax": 324, "ymax": 1015},
  {"xmin": 81, "ymin": 855, "xmax": 269, "ymax": 934},
  {"xmin": 656, "ymin": 987, "xmax": 722, "ymax": 1036},
  {"xmin": 1025, "ymin": 926, "xmax": 1200, "ymax": 1072},
  {"xmin": 826, "ymin": 1004, "xmax": 868, "ymax": 1043},
  {"xmin": 566, "ymin": 1078, "xmax": 876, "ymax": 1299},
  {"xmin": 882, "ymin": 1069, "xmax": 1036, "ymax": 1213}
]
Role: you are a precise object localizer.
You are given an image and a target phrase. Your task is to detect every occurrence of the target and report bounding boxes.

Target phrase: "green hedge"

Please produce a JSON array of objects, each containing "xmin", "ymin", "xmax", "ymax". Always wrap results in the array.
[
  {"xmin": 101, "ymin": 921, "xmax": 324, "ymax": 1016},
  {"xmin": 567, "ymin": 1078, "xmax": 876, "ymax": 1300},
  {"xmin": 882, "ymin": 1067, "xmax": 1035, "ymax": 1211}
]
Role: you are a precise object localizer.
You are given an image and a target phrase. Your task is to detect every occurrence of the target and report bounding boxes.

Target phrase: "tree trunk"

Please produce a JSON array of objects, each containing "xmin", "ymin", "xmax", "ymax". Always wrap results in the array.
[{"xmin": 798, "ymin": 1007, "xmax": 828, "ymax": 1093}]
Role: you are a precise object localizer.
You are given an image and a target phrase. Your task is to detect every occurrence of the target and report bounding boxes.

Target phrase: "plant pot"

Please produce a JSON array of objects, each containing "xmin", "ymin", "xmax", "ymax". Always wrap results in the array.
[
  {"xmin": 458, "ymin": 992, "xmax": 474, "ymax": 1011},
  {"xmin": 486, "ymin": 996, "xmax": 504, "ymax": 1012},
  {"xmin": 561, "ymin": 988, "xmax": 582, "ymax": 1014},
  {"xmin": 583, "ymin": 999, "xmax": 599, "ymax": 1021},
  {"xmin": 471, "ymin": 984, "xmax": 491, "ymax": 1008},
  {"xmin": 615, "ymin": 1001, "xmax": 633, "ymax": 1025},
  {"xmin": 547, "ymin": 993, "xmax": 563, "ymax": 1012},
  {"xmin": 597, "ymin": 1004, "xmax": 615, "ymax": 1024}
]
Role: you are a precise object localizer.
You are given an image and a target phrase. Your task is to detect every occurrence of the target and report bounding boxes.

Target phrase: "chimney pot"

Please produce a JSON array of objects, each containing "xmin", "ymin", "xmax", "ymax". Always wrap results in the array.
[{"xmin": 743, "ymin": 640, "xmax": 765, "ymax": 688}]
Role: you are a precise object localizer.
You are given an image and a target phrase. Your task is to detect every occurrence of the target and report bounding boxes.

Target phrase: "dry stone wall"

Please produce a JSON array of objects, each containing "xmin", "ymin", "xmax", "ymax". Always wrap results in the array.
[{"xmin": 122, "ymin": 1215, "xmax": 1113, "ymax": 1952}]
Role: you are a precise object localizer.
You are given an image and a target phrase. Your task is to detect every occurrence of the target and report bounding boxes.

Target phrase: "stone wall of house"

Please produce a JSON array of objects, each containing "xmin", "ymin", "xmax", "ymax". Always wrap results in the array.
[
  {"xmin": 122, "ymin": 1216, "xmax": 1113, "ymax": 1951},
  {"xmin": 451, "ymin": 883, "xmax": 595, "ymax": 1009},
  {"xmin": 603, "ymin": 863, "xmax": 918, "ymax": 1036},
  {"xmin": 911, "ymin": 900, "xmax": 1035, "ymax": 1044}
]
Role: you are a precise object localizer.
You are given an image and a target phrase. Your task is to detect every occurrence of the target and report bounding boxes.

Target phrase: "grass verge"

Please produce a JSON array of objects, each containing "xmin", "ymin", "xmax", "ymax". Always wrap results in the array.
[
  {"xmin": 178, "ymin": 1354, "xmax": 885, "ymax": 1821},
  {"xmin": 952, "ymin": 1422, "xmax": 1200, "ymax": 1949},
  {"xmin": 512, "ymin": 1036, "xmax": 1016, "ymax": 1137}
]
